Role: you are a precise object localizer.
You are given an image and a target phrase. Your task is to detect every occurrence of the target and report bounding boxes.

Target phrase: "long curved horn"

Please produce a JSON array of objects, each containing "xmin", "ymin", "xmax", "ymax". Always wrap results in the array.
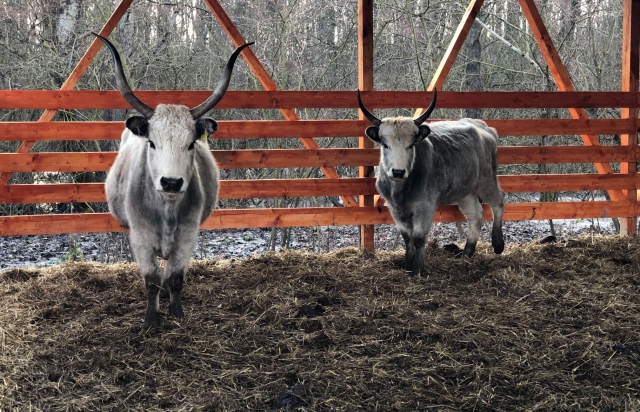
[
  {"xmin": 190, "ymin": 42, "xmax": 254, "ymax": 119},
  {"xmin": 357, "ymin": 90, "xmax": 382, "ymax": 127},
  {"xmin": 92, "ymin": 32, "xmax": 154, "ymax": 119},
  {"xmin": 414, "ymin": 88, "xmax": 437, "ymax": 126}
]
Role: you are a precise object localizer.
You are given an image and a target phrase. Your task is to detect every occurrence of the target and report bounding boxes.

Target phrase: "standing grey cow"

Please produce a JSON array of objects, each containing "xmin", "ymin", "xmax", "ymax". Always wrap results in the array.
[
  {"xmin": 94, "ymin": 33, "xmax": 252, "ymax": 329},
  {"xmin": 358, "ymin": 90, "xmax": 505, "ymax": 276}
]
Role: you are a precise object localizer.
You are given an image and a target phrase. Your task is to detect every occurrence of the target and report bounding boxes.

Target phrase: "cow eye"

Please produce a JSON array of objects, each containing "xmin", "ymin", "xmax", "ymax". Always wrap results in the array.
[
  {"xmin": 148, "ymin": 140, "xmax": 156, "ymax": 150},
  {"xmin": 188, "ymin": 141, "xmax": 195, "ymax": 151},
  {"xmin": 381, "ymin": 144, "xmax": 389, "ymax": 150}
]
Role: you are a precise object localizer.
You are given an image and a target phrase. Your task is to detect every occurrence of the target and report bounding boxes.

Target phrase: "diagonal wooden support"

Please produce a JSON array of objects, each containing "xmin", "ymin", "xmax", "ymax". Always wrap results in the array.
[
  {"xmin": 413, "ymin": 0, "xmax": 484, "ymax": 117},
  {"xmin": 376, "ymin": 0, "xmax": 484, "ymax": 208},
  {"xmin": 0, "ymin": 0, "xmax": 135, "ymax": 186},
  {"xmin": 518, "ymin": 0, "xmax": 625, "ymax": 202},
  {"xmin": 621, "ymin": 0, "xmax": 640, "ymax": 234},
  {"xmin": 203, "ymin": 0, "xmax": 358, "ymax": 207}
]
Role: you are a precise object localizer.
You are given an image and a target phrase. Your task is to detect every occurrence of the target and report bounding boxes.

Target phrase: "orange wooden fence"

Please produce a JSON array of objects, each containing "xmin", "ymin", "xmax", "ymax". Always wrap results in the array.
[{"xmin": 1, "ymin": 90, "xmax": 639, "ymax": 238}]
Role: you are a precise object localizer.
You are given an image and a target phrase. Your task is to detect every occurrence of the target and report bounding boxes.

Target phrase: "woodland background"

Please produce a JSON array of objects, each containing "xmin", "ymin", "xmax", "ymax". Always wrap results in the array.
[{"xmin": 0, "ymin": 0, "xmax": 627, "ymax": 235}]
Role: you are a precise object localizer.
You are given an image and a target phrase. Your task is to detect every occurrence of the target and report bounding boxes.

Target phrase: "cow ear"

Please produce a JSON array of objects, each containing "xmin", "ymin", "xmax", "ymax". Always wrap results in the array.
[
  {"xmin": 195, "ymin": 118, "xmax": 218, "ymax": 140},
  {"xmin": 365, "ymin": 126, "xmax": 381, "ymax": 143},
  {"xmin": 415, "ymin": 125, "xmax": 431, "ymax": 143},
  {"xmin": 126, "ymin": 116, "xmax": 149, "ymax": 136}
]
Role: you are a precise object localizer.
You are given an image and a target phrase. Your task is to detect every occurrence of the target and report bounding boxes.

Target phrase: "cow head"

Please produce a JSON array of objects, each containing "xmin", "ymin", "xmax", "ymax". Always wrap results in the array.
[
  {"xmin": 358, "ymin": 89, "xmax": 437, "ymax": 181},
  {"xmin": 93, "ymin": 33, "xmax": 252, "ymax": 200}
]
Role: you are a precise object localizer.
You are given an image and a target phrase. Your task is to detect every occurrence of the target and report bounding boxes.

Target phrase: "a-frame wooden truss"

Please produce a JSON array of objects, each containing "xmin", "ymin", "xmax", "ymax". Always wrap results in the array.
[{"xmin": 0, "ymin": 0, "xmax": 638, "ymax": 245}]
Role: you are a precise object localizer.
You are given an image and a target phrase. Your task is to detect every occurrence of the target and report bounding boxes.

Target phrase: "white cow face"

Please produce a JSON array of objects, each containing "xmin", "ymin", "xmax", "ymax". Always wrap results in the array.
[
  {"xmin": 366, "ymin": 117, "xmax": 431, "ymax": 181},
  {"xmin": 126, "ymin": 104, "xmax": 217, "ymax": 200}
]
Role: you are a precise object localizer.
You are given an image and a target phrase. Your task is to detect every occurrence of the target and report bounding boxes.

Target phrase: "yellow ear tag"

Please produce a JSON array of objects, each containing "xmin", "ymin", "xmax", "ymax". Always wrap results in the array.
[{"xmin": 199, "ymin": 131, "xmax": 209, "ymax": 141}]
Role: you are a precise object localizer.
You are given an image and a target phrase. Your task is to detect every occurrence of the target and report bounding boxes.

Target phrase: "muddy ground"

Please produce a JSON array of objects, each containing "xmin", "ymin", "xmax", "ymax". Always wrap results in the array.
[{"xmin": 1, "ymin": 236, "xmax": 639, "ymax": 411}]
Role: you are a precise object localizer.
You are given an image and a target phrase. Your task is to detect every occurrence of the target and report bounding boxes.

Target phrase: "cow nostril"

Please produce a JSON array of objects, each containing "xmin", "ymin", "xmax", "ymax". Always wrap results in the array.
[
  {"xmin": 392, "ymin": 169, "xmax": 406, "ymax": 178},
  {"xmin": 160, "ymin": 177, "xmax": 184, "ymax": 192}
]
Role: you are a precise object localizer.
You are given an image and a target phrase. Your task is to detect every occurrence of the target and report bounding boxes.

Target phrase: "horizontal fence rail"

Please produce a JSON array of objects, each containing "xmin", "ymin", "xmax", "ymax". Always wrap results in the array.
[
  {"xmin": 0, "ymin": 119, "xmax": 637, "ymax": 140},
  {"xmin": 1, "ymin": 90, "xmax": 638, "ymax": 237},
  {"xmin": 0, "ymin": 146, "xmax": 636, "ymax": 173},
  {"xmin": 0, "ymin": 201, "xmax": 634, "ymax": 236},
  {"xmin": 2, "ymin": 90, "xmax": 640, "ymax": 109},
  {"xmin": 0, "ymin": 174, "xmax": 636, "ymax": 205}
]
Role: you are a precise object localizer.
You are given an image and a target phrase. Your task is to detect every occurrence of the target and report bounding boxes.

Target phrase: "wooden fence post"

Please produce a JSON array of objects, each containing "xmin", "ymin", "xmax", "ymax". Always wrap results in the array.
[
  {"xmin": 621, "ymin": 0, "xmax": 640, "ymax": 235},
  {"xmin": 358, "ymin": 0, "xmax": 375, "ymax": 250}
]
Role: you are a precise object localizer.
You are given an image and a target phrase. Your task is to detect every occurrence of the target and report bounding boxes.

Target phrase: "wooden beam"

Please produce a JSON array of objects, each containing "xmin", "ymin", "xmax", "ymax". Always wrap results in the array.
[
  {"xmin": 518, "ymin": 0, "xmax": 625, "ymax": 202},
  {"xmin": 3, "ymin": 90, "xmax": 639, "ymax": 110},
  {"xmin": 2, "ymin": 174, "xmax": 635, "ymax": 205},
  {"xmin": 202, "ymin": 0, "xmax": 358, "ymax": 207},
  {"xmin": 1, "ymin": 119, "xmax": 635, "ymax": 141},
  {"xmin": 620, "ymin": 0, "xmax": 640, "ymax": 235},
  {"xmin": 358, "ymin": 0, "xmax": 375, "ymax": 249},
  {"xmin": 413, "ymin": 0, "xmax": 484, "ymax": 119},
  {"xmin": 1, "ymin": 201, "xmax": 634, "ymax": 236},
  {"xmin": 499, "ymin": 173, "xmax": 635, "ymax": 192},
  {"xmin": 0, "ymin": 0, "xmax": 135, "ymax": 186},
  {"xmin": 0, "ymin": 178, "xmax": 378, "ymax": 205},
  {"xmin": 427, "ymin": 0, "xmax": 484, "ymax": 92},
  {"xmin": 498, "ymin": 145, "xmax": 636, "ymax": 165},
  {"xmin": 1, "ymin": 146, "xmax": 635, "ymax": 174}
]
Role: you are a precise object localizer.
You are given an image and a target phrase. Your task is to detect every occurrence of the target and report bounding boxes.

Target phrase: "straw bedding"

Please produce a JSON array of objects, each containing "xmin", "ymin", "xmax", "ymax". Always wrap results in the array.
[{"xmin": 1, "ymin": 236, "xmax": 640, "ymax": 411}]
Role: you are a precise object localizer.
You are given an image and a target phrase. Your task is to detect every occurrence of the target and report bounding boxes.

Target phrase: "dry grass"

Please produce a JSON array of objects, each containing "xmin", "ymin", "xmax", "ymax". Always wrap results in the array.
[{"xmin": 1, "ymin": 236, "xmax": 640, "ymax": 411}]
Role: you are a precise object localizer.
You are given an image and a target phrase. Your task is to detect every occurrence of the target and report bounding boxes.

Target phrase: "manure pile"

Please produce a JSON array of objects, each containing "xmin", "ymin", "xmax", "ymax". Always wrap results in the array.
[{"xmin": 1, "ymin": 236, "xmax": 640, "ymax": 411}]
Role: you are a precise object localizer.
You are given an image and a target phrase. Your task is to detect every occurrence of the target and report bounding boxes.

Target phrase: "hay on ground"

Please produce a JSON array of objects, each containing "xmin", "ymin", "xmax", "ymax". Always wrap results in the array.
[{"xmin": 1, "ymin": 236, "xmax": 640, "ymax": 410}]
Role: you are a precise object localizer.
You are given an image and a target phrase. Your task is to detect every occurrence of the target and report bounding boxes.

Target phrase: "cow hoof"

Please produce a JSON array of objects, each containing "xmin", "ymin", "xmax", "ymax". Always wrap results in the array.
[
  {"xmin": 142, "ymin": 313, "xmax": 163, "ymax": 331},
  {"xmin": 493, "ymin": 240, "xmax": 505, "ymax": 254},
  {"xmin": 141, "ymin": 320, "xmax": 162, "ymax": 331}
]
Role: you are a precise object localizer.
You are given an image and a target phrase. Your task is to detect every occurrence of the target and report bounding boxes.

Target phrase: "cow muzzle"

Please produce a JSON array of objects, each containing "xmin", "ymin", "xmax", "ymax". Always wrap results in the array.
[
  {"xmin": 160, "ymin": 177, "xmax": 184, "ymax": 193},
  {"xmin": 391, "ymin": 169, "xmax": 406, "ymax": 180}
]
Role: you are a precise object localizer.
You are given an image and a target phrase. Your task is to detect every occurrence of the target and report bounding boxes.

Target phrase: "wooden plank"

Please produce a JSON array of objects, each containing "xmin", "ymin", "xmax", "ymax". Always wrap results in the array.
[
  {"xmin": 0, "ymin": 0, "xmax": 135, "ymax": 186},
  {"xmin": 1, "ymin": 174, "xmax": 634, "ymax": 205},
  {"xmin": 412, "ymin": 0, "xmax": 484, "ymax": 120},
  {"xmin": 2, "ymin": 146, "xmax": 634, "ymax": 173},
  {"xmin": 1, "ymin": 201, "xmax": 634, "ymax": 236},
  {"xmin": 428, "ymin": 0, "xmax": 484, "ymax": 92},
  {"xmin": 358, "ymin": 0, "xmax": 375, "ymax": 249},
  {"xmin": 620, "ymin": 0, "xmax": 640, "ymax": 234},
  {"xmin": 1, "ymin": 119, "xmax": 635, "ymax": 141},
  {"xmin": 0, "ymin": 178, "xmax": 378, "ymax": 205},
  {"xmin": 2, "ymin": 90, "xmax": 639, "ymax": 110},
  {"xmin": 518, "ymin": 0, "xmax": 624, "ymax": 202},
  {"xmin": 498, "ymin": 145, "xmax": 636, "ymax": 164},
  {"xmin": 0, "ymin": 149, "xmax": 380, "ymax": 172},
  {"xmin": 203, "ymin": 0, "xmax": 358, "ymax": 208},
  {"xmin": 499, "ymin": 174, "xmax": 635, "ymax": 192},
  {"xmin": 0, "ymin": 152, "xmax": 118, "ymax": 172}
]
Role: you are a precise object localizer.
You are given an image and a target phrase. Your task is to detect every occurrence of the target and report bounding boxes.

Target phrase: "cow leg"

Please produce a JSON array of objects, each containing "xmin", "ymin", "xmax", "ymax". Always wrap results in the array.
[
  {"xmin": 410, "ymin": 203, "xmax": 436, "ymax": 276},
  {"xmin": 130, "ymin": 233, "xmax": 163, "ymax": 330},
  {"xmin": 480, "ymin": 183, "xmax": 505, "ymax": 254},
  {"xmin": 400, "ymin": 230, "xmax": 415, "ymax": 272},
  {"xmin": 164, "ymin": 228, "xmax": 197, "ymax": 319},
  {"xmin": 165, "ymin": 268, "xmax": 185, "ymax": 319},
  {"xmin": 457, "ymin": 194, "xmax": 483, "ymax": 257}
]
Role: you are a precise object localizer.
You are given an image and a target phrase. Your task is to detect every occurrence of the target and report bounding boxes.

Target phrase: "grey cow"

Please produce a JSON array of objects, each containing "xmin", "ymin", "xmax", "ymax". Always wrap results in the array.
[
  {"xmin": 95, "ymin": 33, "xmax": 251, "ymax": 329},
  {"xmin": 358, "ymin": 90, "xmax": 505, "ymax": 276}
]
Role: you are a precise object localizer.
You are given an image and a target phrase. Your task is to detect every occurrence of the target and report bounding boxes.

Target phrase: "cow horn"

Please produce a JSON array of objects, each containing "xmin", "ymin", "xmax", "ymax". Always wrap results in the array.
[
  {"xmin": 357, "ymin": 90, "xmax": 382, "ymax": 127},
  {"xmin": 92, "ymin": 33, "xmax": 155, "ymax": 119},
  {"xmin": 190, "ymin": 42, "xmax": 254, "ymax": 120},
  {"xmin": 414, "ymin": 88, "xmax": 437, "ymax": 126}
]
